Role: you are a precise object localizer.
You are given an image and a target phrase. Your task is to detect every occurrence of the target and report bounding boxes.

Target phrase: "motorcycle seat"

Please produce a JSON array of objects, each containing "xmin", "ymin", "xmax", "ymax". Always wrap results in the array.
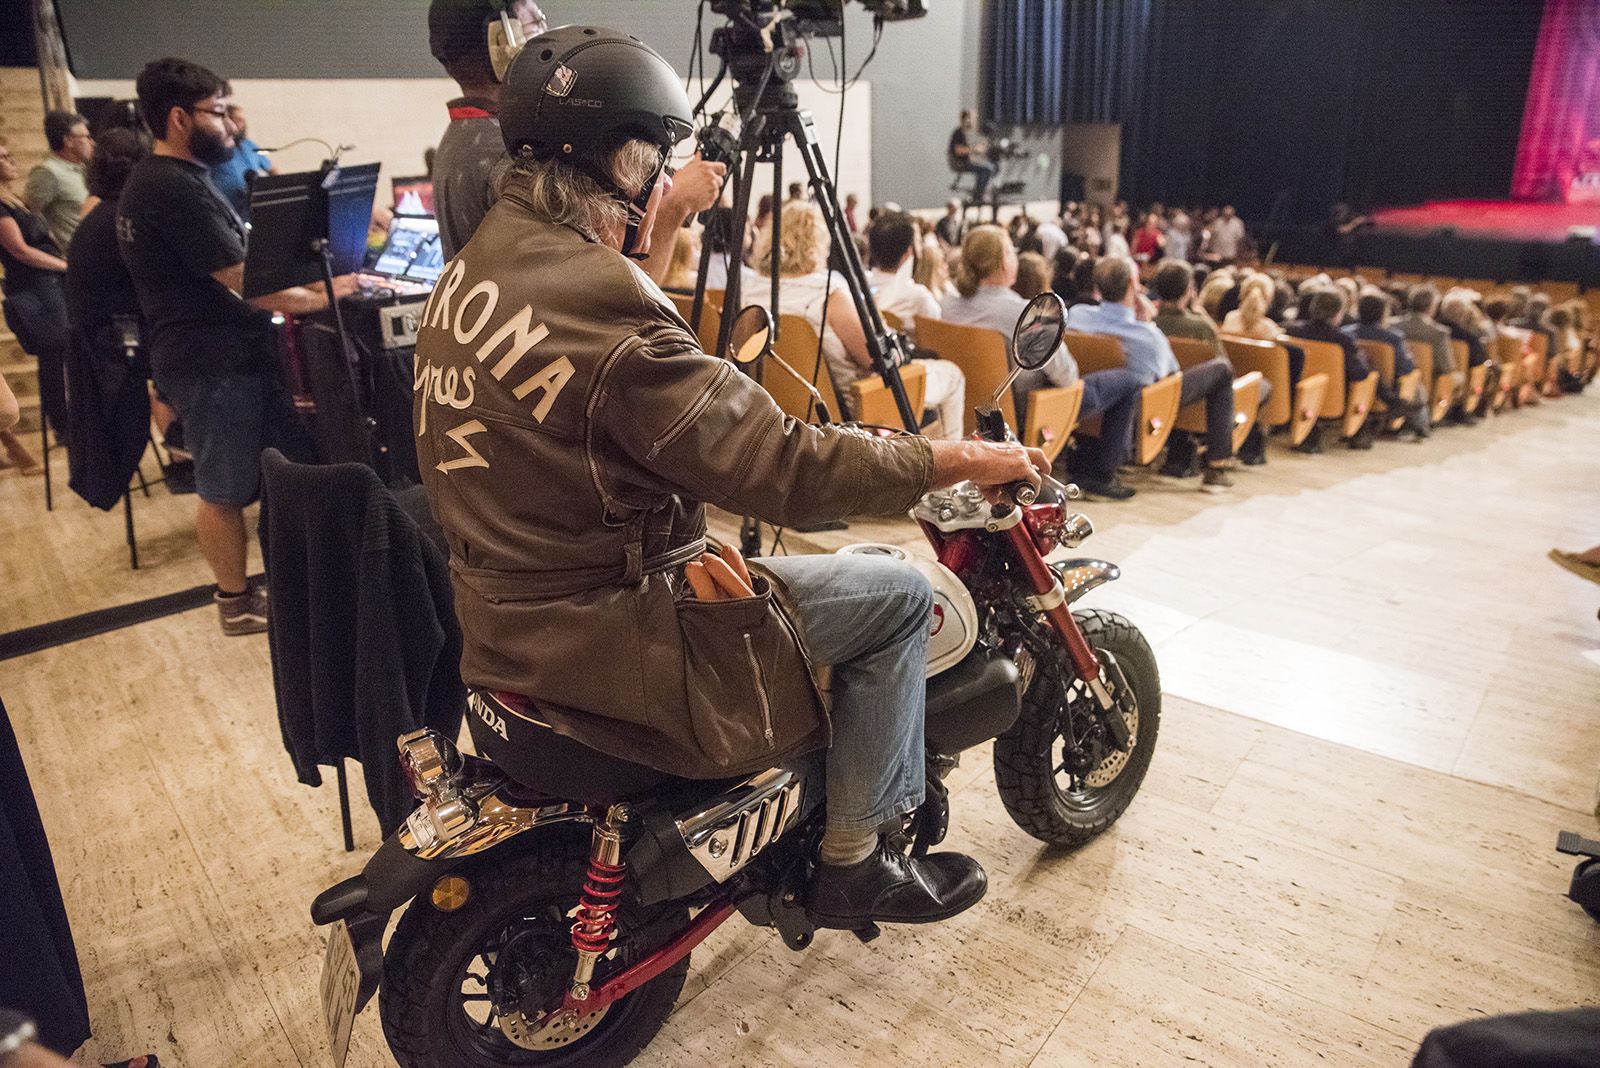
[{"xmin": 469, "ymin": 689, "xmax": 689, "ymax": 805}]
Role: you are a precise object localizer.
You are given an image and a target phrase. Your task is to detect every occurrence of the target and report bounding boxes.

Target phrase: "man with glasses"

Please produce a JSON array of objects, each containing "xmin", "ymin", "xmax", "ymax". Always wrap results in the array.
[
  {"xmin": 118, "ymin": 58, "xmax": 357, "ymax": 635},
  {"xmin": 23, "ymin": 110, "xmax": 93, "ymax": 252}
]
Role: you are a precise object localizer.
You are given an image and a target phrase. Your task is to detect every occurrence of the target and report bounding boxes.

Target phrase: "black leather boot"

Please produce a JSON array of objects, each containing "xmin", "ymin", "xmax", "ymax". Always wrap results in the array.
[{"xmin": 806, "ymin": 839, "xmax": 987, "ymax": 929}]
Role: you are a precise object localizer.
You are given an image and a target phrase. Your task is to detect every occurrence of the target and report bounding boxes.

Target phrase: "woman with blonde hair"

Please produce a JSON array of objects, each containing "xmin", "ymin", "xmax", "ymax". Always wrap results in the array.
[
  {"xmin": 941, "ymin": 226, "xmax": 1143, "ymax": 499},
  {"xmin": 756, "ymin": 199, "xmax": 967, "ymax": 436},
  {"xmin": 1197, "ymin": 268, "xmax": 1235, "ymax": 322},
  {"xmin": 1220, "ymin": 273, "xmax": 1277, "ymax": 339}
]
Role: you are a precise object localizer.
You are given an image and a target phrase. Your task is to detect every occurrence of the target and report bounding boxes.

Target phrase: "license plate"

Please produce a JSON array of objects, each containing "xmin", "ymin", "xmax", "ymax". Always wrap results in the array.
[{"xmin": 320, "ymin": 919, "xmax": 361, "ymax": 1068}]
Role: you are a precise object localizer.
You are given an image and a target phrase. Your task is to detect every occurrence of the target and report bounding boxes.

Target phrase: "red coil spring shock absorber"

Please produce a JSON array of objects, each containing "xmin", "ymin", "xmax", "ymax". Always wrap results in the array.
[
  {"xmin": 570, "ymin": 857, "xmax": 625, "ymax": 956},
  {"xmin": 566, "ymin": 805, "xmax": 629, "ymax": 1002}
]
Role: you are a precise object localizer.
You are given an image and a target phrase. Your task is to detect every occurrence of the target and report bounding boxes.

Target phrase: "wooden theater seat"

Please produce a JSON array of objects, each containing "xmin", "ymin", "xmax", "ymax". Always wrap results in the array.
[
  {"xmin": 850, "ymin": 361, "xmax": 927, "ymax": 429},
  {"xmin": 1406, "ymin": 340, "xmax": 1456, "ymax": 423},
  {"xmin": 1219, "ymin": 335, "xmax": 1329, "ymax": 447},
  {"xmin": 1355, "ymin": 338, "xmax": 1420, "ymax": 431},
  {"xmin": 1167, "ymin": 336, "xmax": 1264, "ymax": 453},
  {"xmin": 1492, "ymin": 326, "xmax": 1527, "ymax": 410},
  {"xmin": 914, "ymin": 316, "xmax": 1083, "ymax": 463},
  {"xmin": 1294, "ymin": 336, "xmax": 1376, "ymax": 439},
  {"xmin": 766, "ymin": 315, "xmax": 843, "ymax": 424},
  {"xmin": 1064, "ymin": 330, "xmax": 1183, "ymax": 465},
  {"xmin": 1450, "ymin": 339, "xmax": 1488, "ymax": 416},
  {"xmin": 669, "ymin": 289, "xmax": 724, "ymax": 356}
]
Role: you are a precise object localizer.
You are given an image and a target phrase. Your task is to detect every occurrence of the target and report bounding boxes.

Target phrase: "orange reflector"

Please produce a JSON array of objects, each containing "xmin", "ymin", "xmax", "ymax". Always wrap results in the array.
[{"xmin": 432, "ymin": 875, "xmax": 470, "ymax": 912}]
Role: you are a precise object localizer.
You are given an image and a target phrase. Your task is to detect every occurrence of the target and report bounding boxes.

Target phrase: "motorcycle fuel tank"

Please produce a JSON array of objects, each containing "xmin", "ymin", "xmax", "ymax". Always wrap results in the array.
[{"xmin": 835, "ymin": 543, "xmax": 978, "ymax": 676}]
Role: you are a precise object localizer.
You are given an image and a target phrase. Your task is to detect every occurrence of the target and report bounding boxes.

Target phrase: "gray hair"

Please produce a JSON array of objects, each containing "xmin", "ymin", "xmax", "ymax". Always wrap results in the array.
[{"xmin": 496, "ymin": 138, "xmax": 663, "ymax": 242}]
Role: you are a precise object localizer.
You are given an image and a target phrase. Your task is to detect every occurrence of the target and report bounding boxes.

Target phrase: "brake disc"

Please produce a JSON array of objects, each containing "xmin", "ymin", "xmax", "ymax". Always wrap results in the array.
[{"xmin": 499, "ymin": 1004, "xmax": 612, "ymax": 1050}]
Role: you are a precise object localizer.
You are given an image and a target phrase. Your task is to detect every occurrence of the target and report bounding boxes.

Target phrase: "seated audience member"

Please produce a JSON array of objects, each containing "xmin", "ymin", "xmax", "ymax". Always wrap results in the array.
[
  {"xmin": 1437, "ymin": 291, "xmax": 1502, "ymax": 403},
  {"xmin": 1152, "ymin": 259, "xmax": 1270, "ymax": 465},
  {"xmin": 864, "ymin": 211, "xmax": 941, "ymax": 333},
  {"xmin": 661, "ymin": 222, "xmax": 699, "ymax": 290},
  {"xmin": 1102, "ymin": 218, "xmax": 1130, "ymax": 259},
  {"xmin": 119, "ymin": 57, "xmax": 358, "ymax": 635},
  {"xmin": 757, "ymin": 199, "xmax": 966, "ymax": 438},
  {"xmin": 1197, "ymin": 267, "xmax": 1236, "ymax": 324},
  {"xmin": 913, "ymin": 231, "xmax": 954, "ymax": 298},
  {"xmin": 1545, "ymin": 305, "xmax": 1582, "ymax": 392},
  {"xmin": 1343, "ymin": 288, "xmax": 1429, "ymax": 439},
  {"xmin": 1049, "ymin": 249, "xmax": 1082, "ymax": 303},
  {"xmin": 207, "ymin": 100, "xmax": 275, "ymax": 220},
  {"xmin": 1393, "ymin": 284, "xmax": 1470, "ymax": 424},
  {"xmin": 1012, "ymin": 251, "xmax": 1050, "ymax": 300},
  {"xmin": 1333, "ymin": 276, "xmax": 1361, "ymax": 326},
  {"xmin": 1287, "ymin": 288, "xmax": 1418, "ymax": 449},
  {"xmin": 935, "ymin": 197, "xmax": 963, "ymax": 247},
  {"xmin": 1034, "ymin": 214, "xmax": 1068, "ymax": 262},
  {"xmin": 942, "ymin": 226, "xmax": 1141, "ymax": 499},
  {"xmin": 1068, "ymin": 256, "xmax": 1240, "ymax": 490},
  {"xmin": 0, "ymin": 137, "xmax": 70, "ymax": 448},
  {"xmin": 1065, "ymin": 253, "xmax": 1098, "ymax": 307}
]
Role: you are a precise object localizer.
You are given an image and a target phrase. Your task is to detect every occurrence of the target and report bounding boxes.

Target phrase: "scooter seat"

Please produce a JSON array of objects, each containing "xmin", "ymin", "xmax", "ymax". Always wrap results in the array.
[{"xmin": 469, "ymin": 690, "xmax": 687, "ymax": 805}]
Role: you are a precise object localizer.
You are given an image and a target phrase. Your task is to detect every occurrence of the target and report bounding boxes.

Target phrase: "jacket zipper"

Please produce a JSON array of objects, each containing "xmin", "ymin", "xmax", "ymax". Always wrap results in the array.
[
  {"xmin": 743, "ymin": 632, "xmax": 776, "ymax": 746},
  {"xmin": 647, "ymin": 361, "xmax": 731, "ymax": 460}
]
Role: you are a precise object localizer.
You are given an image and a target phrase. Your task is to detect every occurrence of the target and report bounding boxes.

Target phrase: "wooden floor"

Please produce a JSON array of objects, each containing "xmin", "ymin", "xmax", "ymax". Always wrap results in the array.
[{"xmin": 2, "ymin": 393, "xmax": 1597, "ymax": 1067}]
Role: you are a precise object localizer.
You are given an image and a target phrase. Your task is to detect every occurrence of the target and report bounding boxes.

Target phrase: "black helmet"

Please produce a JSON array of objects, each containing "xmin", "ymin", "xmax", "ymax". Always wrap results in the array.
[{"xmin": 499, "ymin": 26, "xmax": 693, "ymax": 171}]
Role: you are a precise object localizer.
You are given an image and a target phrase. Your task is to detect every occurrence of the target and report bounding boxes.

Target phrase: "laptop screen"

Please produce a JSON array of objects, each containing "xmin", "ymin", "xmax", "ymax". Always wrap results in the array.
[
  {"xmin": 372, "ymin": 216, "xmax": 442, "ymax": 284},
  {"xmin": 392, "ymin": 175, "xmax": 435, "ymax": 217}
]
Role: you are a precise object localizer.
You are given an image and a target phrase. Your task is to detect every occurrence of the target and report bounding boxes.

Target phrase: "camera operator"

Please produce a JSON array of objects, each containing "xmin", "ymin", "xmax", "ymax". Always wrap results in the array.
[
  {"xmin": 414, "ymin": 27, "xmax": 1048, "ymax": 930},
  {"xmin": 427, "ymin": 0, "xmax": 726, "ymax": 284},
  {"xmin": 118, "ymin": 58, "xmax": 358, "ymax": 635}
]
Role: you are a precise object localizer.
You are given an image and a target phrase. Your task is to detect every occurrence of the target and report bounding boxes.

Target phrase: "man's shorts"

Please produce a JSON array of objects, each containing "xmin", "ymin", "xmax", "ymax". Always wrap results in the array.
[{"xmin": 160, "ymin": 371, "xmax": 312, "ymax": 507}]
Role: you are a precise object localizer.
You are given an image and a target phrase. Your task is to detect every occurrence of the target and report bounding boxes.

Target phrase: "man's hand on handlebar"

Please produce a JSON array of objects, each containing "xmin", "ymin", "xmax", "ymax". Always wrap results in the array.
[{"xmin": 928, "ymin": 439, "xmax": 1050, "ymax": 505}]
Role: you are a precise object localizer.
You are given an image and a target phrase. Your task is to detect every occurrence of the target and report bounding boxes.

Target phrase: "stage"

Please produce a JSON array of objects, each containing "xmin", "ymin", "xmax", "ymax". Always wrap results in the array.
[{"xmin": 1268, "ymin": 198, "xmax": 1600, "ymax": 287}]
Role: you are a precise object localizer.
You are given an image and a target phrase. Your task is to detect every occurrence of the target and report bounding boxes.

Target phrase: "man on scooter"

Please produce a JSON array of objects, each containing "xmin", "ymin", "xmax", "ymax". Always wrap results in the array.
[{"xmin": 412, "ymin": 26, "xmax": 1048, "ymax": 931}]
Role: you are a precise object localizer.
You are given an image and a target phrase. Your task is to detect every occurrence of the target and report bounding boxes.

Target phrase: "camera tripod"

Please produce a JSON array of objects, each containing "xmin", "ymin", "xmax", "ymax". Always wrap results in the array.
[{"xmin": 686, "ymin": 17, "xmax": 922, "ymax": 554}]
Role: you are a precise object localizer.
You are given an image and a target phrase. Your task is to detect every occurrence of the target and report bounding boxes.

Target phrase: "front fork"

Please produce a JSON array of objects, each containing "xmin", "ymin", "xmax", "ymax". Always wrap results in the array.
[{"xmin": 995, "ymin": 509, "xmax": 1123, "ymax": 722}]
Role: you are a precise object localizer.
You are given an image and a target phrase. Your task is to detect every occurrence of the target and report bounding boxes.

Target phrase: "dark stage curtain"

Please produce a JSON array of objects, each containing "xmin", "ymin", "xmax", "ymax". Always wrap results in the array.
[
  {"xmin": 984, "ymin": 0, "xmax": 1155, "ymax": 126},
  {"xmin": 1511, "ymin": 0, "xmax": 1600, "ymax": 203},
  {"xmin": 984, "ymin": 0, "xmax": 1544, "ymax": 222}
]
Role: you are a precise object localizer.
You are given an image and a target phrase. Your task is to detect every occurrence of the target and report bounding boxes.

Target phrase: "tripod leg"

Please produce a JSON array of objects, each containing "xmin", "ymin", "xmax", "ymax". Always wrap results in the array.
[
  {"xmin": 783, "ymin": 110, "xmax": 919, "ymax": 432},
  {"xmin": 124, "ymin": 489, "xmax": 139, "ymax": 569},
  {"xmin": 713, "ymin": 137, "xmax": 764, "ymax": 363}
]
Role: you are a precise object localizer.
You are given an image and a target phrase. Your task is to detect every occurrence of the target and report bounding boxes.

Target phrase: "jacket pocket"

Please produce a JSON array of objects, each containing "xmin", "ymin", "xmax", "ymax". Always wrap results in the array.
[
  {"xmin": 647, "ymin": 361, "xmax": 731, "ymax": 460},
  {"xmin": 676, "ymin": 574, "xmax": 825, "ymax": 771}
]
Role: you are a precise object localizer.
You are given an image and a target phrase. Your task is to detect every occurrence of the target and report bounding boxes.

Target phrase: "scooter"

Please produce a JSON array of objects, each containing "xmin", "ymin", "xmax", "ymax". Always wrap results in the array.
[{"xmin": 311, "ymin": 293, "xmax": 1161, "ymax": 1068}]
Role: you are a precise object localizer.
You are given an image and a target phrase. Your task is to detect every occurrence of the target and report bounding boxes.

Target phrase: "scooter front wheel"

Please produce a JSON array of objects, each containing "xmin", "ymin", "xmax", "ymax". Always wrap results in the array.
[
  {"xmin": 993, "ymin": 609, "xmax": 1161, "ymax": 847},
  {"xmin": 379, "ymin": 842, "xmax": 689, "ymax": 1068}
]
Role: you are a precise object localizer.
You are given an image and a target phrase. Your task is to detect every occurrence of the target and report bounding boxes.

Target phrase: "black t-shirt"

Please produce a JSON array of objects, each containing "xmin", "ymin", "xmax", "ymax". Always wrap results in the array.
[
  {"xmin": 948, "ymin": 127, "xmax": 970, "ymax": 163},
  {"xmin": 116, "ymin": 154, "xmax": 271, "ymax": 384},
  {"xmin": 65, "ymin": 196, "xmax": 140, "ymax": 332},
  {"xmin": 0, "ymin": 197, "xmax": 61, "ymax": 294}
]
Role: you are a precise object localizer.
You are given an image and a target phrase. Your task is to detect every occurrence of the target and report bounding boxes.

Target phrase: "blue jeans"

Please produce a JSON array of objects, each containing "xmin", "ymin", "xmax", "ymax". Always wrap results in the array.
[{"xmin": 760, "ymin": 553, "xmax": 931, "ymax": 834}]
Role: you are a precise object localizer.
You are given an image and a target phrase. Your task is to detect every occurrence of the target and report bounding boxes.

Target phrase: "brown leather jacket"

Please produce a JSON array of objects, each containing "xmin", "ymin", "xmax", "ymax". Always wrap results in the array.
[{"xmin": 414, "ymin": 192, "xmax": 934, "ymax": 775}]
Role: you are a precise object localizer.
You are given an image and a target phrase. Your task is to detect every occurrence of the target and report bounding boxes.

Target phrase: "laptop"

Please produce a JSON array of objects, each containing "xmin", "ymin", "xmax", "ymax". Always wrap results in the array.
[{"xmin": 361, "ymin": 216, "xmax": 443, "ymax": 295}]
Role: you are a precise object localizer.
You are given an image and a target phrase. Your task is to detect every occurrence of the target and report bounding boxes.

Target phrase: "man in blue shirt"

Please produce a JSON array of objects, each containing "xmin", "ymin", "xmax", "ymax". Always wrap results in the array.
[
  {"xmin": 207, "ymin": 101, "xmax": 275, "ymax": 219},
  {"xmin": 1067, "ymin": 256, "xmax": 1239, "ymax": 491},
  {"xmin": 1343, "ymin": 287, "xmax": 1429, "ymax": 439}
]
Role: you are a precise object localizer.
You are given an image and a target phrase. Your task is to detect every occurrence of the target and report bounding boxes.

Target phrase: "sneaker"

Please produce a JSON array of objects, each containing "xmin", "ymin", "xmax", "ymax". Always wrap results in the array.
[
  {"xmin": 1200, "ymin": 467, "xmax": 1234, "ymax": 493},
  {"xmin": 1078, "ymin": 477, "xmax": 1137, "ymax": 501},
  {"xmin": 807, "ymin": 839, "xmax": 987, "ymax": 930},
  {"xmin": 216, "ymin": 585, "xmax": 269, "ymax": 636}
]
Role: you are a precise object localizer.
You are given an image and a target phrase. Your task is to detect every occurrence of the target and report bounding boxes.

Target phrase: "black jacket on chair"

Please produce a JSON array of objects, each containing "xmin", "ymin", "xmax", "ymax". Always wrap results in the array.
[{"xmin": 259, "ymin": 449, "xmax": 464, "ymax": 836}]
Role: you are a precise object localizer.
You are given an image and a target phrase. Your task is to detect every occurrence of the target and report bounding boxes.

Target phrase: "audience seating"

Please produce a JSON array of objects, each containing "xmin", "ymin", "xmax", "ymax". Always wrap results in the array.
[
  {"xmin": 668, "ymin": 290, "xmax": 724, "ymax": 356},
  {"xmin": 1450, "ymin": 340, "xmax": 1489, "ymax": 416},
  {"xmin": 1401, "ymin": 340, "xmax": 1456, "ymax": 423},
  {"xmin": 1063, "ymin": 330, "xmax": 1183, "ymax": 465},
  {"xmin": 850, "ymin": 361, "xmax": 927, "ymax": 429},
  {"xmin": 767, "ymin": 315, "xmax": 843, "ymax": 423},
  {"xmin": 880, "ymin": 309, "xmax": 906, "ymax": 333},
  {"xmin": 1218, "ymin": 336, "xmax": 1329, "ymax": 447},
  {"xmin": 1354, "ymin": 338, "xmax": 1418, "ymax": 431},
  {"xmin": 1292, "ymin": 337, "xmax": 1377, "ymax": 439},
  {"xmin": 1165, "ymin": 336, "xmax": 1264, "ymax": 452},
  {"xmin": 913, "ymin": 316, "xmax": 1083, "ymax": 463}
]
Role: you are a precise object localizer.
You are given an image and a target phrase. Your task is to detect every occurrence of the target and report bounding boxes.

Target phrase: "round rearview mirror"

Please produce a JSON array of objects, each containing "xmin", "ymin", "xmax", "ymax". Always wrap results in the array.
[
  {"xmin": 728, "ymin": 304, "xmax": 774, "ymax": 365},
  {"xmin": 1011, "ymin": 291, "xmax": 1067, "ymax": 371}
]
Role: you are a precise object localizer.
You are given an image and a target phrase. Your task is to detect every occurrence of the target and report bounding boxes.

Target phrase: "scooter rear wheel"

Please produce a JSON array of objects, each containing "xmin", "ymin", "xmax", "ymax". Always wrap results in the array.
[
  {"xmin": 379, "ymin": 841, "xmax": 689, "ymax": 1068},
  {"xmin": 993, "ymin": 609, "xmax": 1161, "ymax": 847}
]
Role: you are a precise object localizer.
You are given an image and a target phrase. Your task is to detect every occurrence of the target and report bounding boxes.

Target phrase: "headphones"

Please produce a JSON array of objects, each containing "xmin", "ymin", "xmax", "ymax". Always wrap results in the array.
[{"xmin": 487, "ymin": 0, "xmax": 529, "ymax": 82}]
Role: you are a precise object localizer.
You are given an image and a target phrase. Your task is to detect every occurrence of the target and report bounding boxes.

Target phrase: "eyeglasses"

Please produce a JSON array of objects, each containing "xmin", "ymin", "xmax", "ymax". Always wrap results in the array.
[{"xmin": 190, "ymin": 105, "xmax": 230, "ymax": 120}]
